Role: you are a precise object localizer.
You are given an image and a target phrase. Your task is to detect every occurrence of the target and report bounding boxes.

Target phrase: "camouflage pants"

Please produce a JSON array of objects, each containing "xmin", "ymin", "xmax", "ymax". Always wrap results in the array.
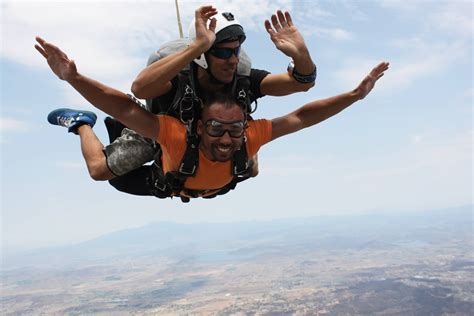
[{"xmin": 103, "ymin": 128, "xmax": 158, "ymax": 176}]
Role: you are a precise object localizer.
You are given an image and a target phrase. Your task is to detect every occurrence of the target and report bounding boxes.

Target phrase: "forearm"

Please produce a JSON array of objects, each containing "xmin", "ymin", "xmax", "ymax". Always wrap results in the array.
[
  {"xmin": 292, "ymin": 47, "xmax": 315, "ymax": 76},
  {"xmin": 67, "ymin": 73, "xmax": 158, "ymax": 139},
  {"xmin": 68, "ymin": 73, "xmax": 134, "ymax": 117},
  {"xmin": 271, "ymin": 62, "xmax": 388, "ymax": 141},
  {"xmin": 260, "ymin": 73, "xmax": 314, "ymax": 96},
  {"xmin": 131, "ymin": 44, "xmax": 204, "ymax": 99},
  {"xmin": 298, "ymin": 90, "xmax": 360, "ymax": 128},
  {"xmin": 271, "ymin": 89, "xmax": 361, "ymax": 140}
]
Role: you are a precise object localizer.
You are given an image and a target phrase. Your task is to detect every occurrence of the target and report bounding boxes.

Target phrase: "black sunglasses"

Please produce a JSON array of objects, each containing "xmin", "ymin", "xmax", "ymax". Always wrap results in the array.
[
  {"xmin": 208, "ymin": 46, "xmax": 241, "ymax": 59},
  {"xmin": 204, "ymin": 119, "xmax": 245, "ymax": 138}
]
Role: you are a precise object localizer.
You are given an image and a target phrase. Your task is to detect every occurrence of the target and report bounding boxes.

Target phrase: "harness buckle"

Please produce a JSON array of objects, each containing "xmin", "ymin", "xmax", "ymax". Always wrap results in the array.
[
  {"xmin": 180, "ymin": 85, "xmax": 197, "ymax": 124},
  {"xmin": 150, "ymin": 161, "xmax": 168, "ymax": 192},
  {"xmin": 153, "ymin": 179, "xmax": 167, "ymax": 191},
  {"xmin": 234, "ymin": 160, "xmax": 249, "ymax": 175},
  {"xmin": 179, "ymin": 163, "xmax": 196, "ymax": 175}
]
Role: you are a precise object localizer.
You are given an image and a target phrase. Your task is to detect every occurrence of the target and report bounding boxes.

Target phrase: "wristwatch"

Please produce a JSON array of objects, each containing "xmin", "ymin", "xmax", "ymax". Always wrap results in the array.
[{"xmin": 287, "ymin": 60, "xmax": 317, "ymax": 84}]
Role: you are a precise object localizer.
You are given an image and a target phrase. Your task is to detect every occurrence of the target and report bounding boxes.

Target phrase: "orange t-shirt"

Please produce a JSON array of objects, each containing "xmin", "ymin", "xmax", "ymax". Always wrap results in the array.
[{"xmin": 157, "ymin": 115, "xmax": 272, "ymax": 193}]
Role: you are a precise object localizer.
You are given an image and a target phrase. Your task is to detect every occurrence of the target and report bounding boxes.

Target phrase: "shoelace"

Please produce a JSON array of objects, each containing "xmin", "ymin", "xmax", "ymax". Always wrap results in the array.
[{"xmin": 57, "ymin": 115, "xmax": 76, "ymax": 127}]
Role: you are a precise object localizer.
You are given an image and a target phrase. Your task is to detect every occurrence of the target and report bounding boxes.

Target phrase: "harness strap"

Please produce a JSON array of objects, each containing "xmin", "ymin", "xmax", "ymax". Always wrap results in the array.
[
  {"xmin": 178, "ymin": 132, "xmax": 199, "ymax": 176},
  {"xmin": 232, "ymin": 141, "xmax": 249, "ymax": 175},
  {"xmin": 179, "ymin": 85, "xmax": 196, "ymax": 124}
]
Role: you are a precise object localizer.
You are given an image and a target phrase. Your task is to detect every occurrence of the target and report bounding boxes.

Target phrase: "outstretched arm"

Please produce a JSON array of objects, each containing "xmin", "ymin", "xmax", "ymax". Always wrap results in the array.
[
  {"xmin": 271, "ymin": 62, "xmax": 389, "ymax": 140},
  {"xmin": 260, "ymin": 10, "xmax": 316, "ymax": 96},
  {"xmin": 131, "ymin": 6, "xmax": 217, "ymax": 99},
  {"xmin": 35, "ymin": 36, "xmax": 159, "ymax": 140}
]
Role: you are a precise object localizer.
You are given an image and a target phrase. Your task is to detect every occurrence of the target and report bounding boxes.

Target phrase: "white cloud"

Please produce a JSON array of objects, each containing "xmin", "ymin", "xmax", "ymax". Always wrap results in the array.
[
  {"xmin": 431, "ymin": 2, "xmax": 473, "ymax": 38},
  {"xmin": 0, "ymin": 117, "xmax": 29, "ymax": 132},
  {"xmin": 332, "ymin": 34, "xmax": 468, "ymax": 93},
  {"xmin": 55, "ymin": 161, "xmax": 84, "ymax": 169},
  {"xmin": 411, "ymin": 134, "xmax": 423, "ymax": 145},
  {"xmin": 2, "ymin": 2, "xmax": 173, "ymax": 76},
  {"xmin": 261, "ymin": 153, "xmax": 340, "ymax": 176},
  {"xmin": 1, "ymin": 0, "xmax": 299, "ymax": 88},
  {"xmin": 347, "ymin": 129, "xmax": 472, "ymax": 181},
  {"xmin": 383, "ymin": 1, "xmax": 473, "ymax": 39},
  {"xmin": 308, "ymin": 27, "xmax": 353, "ymax": 41},
  {"xmin": 340, "ymin": 1, "xmax": 471, "ymax": 94},
  {"xmin": 292, "ymin": 2, "xmax": 353, "ymax": 42},
  {"xmin": 340, "ymin": 0, "xmax": 369, "ymax": 21},
  {"xmin": 376, "ymin": 0, "xmax": 416, "ymax": 10}
]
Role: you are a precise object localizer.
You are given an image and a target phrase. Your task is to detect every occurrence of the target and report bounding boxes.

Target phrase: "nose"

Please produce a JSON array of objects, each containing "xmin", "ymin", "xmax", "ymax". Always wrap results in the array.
[
  {"xmin": 228, "ymin": 53, "xmax": 239, "ymax": 65},
  {"xmin": 219, "ymin": 131, "xmax": 232, "ymax": 144}
]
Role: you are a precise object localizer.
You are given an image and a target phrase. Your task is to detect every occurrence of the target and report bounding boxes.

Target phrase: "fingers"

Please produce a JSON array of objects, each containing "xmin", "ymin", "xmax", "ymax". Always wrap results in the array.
[
  {"xmin": 277, "ymin": 10, "xmax": 287, "ymax": 28},
  {"xmin": 268, "ymin": 10, "xmax": 294, "ymax": 33},
  {"xmin": 35, "ymin": 36, "xmax": 46, "ymax": 46},
  {"xmin": 209, "ymin": 17, "xmax": 217, "ymax": 33},
  {"xmin": 196, "ymin": 5, "xmax": 215, "ymax": 15},
  {"xmin": 196, "ymin": 5, "xmax": 217, "ymax": 20},
  {"xmin": 203, "ymin": 9, "xmax": 217, "ymax": 20},
  {"xmin": 35, "ymin": 36, "xmax": 48, "ymax": 58},
  {"xmin": 34, "ymin": 44, "xmax": 48, "ymax": 59},
  {"xmin": 264, "ymin": 20, "xmax": 275, "ymax": 35},
  {"xmin": 371, "ymin": 62, "xmax": 389, "ymax": 78},
  {"xmin": 376, "ymin": 61, "xmax": 389, "ymax": 72},
  {"xmin": 270, "ymin": 14, "xmax": 281, "ymax": 32},
  {"xmin": 284, "ymin": 11, "xmax": 293, "ymax": 27},
  {"xmin": 34, "ymin": 36, "xmax": 70, "ymax": 62}
]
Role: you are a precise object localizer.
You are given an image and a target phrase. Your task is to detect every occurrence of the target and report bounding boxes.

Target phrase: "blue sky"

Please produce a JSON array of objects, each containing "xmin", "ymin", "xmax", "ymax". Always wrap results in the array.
[{"xmin": 1, "ymin": 0, "xmax": 472, "ymax": 254}]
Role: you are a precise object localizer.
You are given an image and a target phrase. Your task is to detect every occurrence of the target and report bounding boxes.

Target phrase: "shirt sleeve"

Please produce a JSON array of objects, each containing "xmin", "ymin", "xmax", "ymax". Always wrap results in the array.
[
  {"xmin": 157, "ymin": 115, "xmax": 186, "ymax": 150},
  {"xmin": 245, "ymin": 119, "xmax": 273, "ymax": 157},
  {"xmin": 249, "ymin": 68, "xmax": 271, "ymax": 100}
]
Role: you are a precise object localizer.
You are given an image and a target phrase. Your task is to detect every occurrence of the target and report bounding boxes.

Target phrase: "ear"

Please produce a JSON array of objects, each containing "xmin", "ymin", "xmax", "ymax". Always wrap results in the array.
[{"xmin": 197, "ymin": 120, "xmax": 204, "ymax": 136}]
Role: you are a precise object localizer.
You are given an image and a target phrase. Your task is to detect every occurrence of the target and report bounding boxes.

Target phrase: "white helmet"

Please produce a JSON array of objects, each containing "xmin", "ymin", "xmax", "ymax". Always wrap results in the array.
[{"xmin": 189, "ymin": 11, "xmax": 246, "ymax": 69}]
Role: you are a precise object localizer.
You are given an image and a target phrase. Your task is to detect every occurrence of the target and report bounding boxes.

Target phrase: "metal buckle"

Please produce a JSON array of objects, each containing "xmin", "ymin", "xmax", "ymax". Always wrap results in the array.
[
  {"xmin": 179, "ymin": 163, "xmax": 196, "ymax": 175},
  {"xmin": 151, "ymin": 161, "xmax": 167, "ymax": 191},
  {"xmin": 153, "ymin": 179, "xmax": 167, "ymax": 191},
  {"xmin": 234, "ymin": 161, "xmax": 249, "ymax": 175}
]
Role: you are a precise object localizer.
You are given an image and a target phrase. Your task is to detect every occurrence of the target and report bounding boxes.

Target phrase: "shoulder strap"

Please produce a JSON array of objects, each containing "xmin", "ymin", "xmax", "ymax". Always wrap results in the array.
[
  {"xmin": 233, "ymin": 75, "xmax": 258, "ymax": 115},
  {"xmin": 232, "ymin": 138, "xmax": 249, "ymax": 175},
  {"xmin": 164, "ymin": 123, "xmax": 199, "ymax": 203}
]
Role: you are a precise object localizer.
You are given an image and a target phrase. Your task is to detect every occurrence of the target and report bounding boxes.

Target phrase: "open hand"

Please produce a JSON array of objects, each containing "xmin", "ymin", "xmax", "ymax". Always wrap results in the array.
[
  {"xmin": 193, "ymin": 6, "xmax": 218, "ymax": 52},
  {"xmin": 35, "ymin": 36, "xmax": 78, "ymax": 81},
  {"xmin": 355, "ymin": 62, "xmax": 390, "ymax": 100},
  {"xmin": 264, "ymin": 10, "xmax": 308, "ymax": 58}
]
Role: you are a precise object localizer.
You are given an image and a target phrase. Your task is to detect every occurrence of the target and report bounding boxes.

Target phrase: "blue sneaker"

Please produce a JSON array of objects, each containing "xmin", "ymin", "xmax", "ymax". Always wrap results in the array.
[{"xmin": 47, "ymin": 108, "xmax": 97, "ymax": 134}]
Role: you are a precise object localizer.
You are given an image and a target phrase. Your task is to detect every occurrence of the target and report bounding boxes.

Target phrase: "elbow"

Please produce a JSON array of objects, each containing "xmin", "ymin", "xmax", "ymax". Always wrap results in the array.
[
  {"xmin": 287, "ymin": 80, "xmax": 315, "ymax": 94},
  {"xmin": 298, "ymin": 81, "xmax": 315, "ymax": 92},
  {"xmin": 131, "ymin": 80, "xmax": 146, "ymax": 99}
]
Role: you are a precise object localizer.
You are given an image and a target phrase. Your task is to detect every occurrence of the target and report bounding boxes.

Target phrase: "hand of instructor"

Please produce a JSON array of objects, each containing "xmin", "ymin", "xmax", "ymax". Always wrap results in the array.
[
  {"xmin": 190, "ymin": 5, "xmax": 218, "ymax": 53},
  {"xmin": 264, "ymin": 10, "xmax": 314, "ymax": 75}
]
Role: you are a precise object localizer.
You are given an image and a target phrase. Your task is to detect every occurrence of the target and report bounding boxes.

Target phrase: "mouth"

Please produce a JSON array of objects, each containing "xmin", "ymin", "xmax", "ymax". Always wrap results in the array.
[{"xmin": 216, "ymin": 144, "xmax": 232, "ymax": 153}]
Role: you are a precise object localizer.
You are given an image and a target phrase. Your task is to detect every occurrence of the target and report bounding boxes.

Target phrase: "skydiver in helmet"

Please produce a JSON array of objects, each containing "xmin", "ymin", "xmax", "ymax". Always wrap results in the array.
[
  {"xmin": 38, "ymin": 5, "xmax": 317, "ymax": 198},
  {"xmin": 36, "ymin": 33, "xmax": 389, "ymax": 200}
]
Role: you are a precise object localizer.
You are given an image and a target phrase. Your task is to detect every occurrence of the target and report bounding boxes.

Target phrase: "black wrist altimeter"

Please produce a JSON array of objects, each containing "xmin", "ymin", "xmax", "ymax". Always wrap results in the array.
[{"xmin": 287, "ymin": 60, "xmax": 317, "ymax": 84}]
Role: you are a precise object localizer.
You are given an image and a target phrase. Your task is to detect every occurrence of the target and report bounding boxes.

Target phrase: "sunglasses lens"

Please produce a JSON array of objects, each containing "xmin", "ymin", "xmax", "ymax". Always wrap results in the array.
[
  {"xmin": 205, "ymin": 120, "xmax": 244, "ymax": 138},
  {"xmin": 228, "ymin": 124, "xmax": 244, "ymax": 137},
  {"xmin": 229, "ymin": 129, "xmax": 244, "ymax": 137},
  {"xmin": 210, "ymin": 46, "xmax": 240, "ymax": 59}
]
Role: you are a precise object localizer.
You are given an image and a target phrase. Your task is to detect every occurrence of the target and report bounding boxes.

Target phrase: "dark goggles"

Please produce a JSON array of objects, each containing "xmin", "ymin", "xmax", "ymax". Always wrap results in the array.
[
  {"xmin": 208, "ymin": 46, "xmax": 241, "ymax": 59},
  {"xmin": 204, "ymin": 119, "xmax": 245, "ymax": 138}
]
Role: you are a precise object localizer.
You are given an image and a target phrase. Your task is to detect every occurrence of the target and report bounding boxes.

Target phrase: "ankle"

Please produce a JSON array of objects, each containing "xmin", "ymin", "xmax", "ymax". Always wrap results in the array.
[{"xmin": 76, "ymin": 123, "xmax": 92, "ymax": 134}]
